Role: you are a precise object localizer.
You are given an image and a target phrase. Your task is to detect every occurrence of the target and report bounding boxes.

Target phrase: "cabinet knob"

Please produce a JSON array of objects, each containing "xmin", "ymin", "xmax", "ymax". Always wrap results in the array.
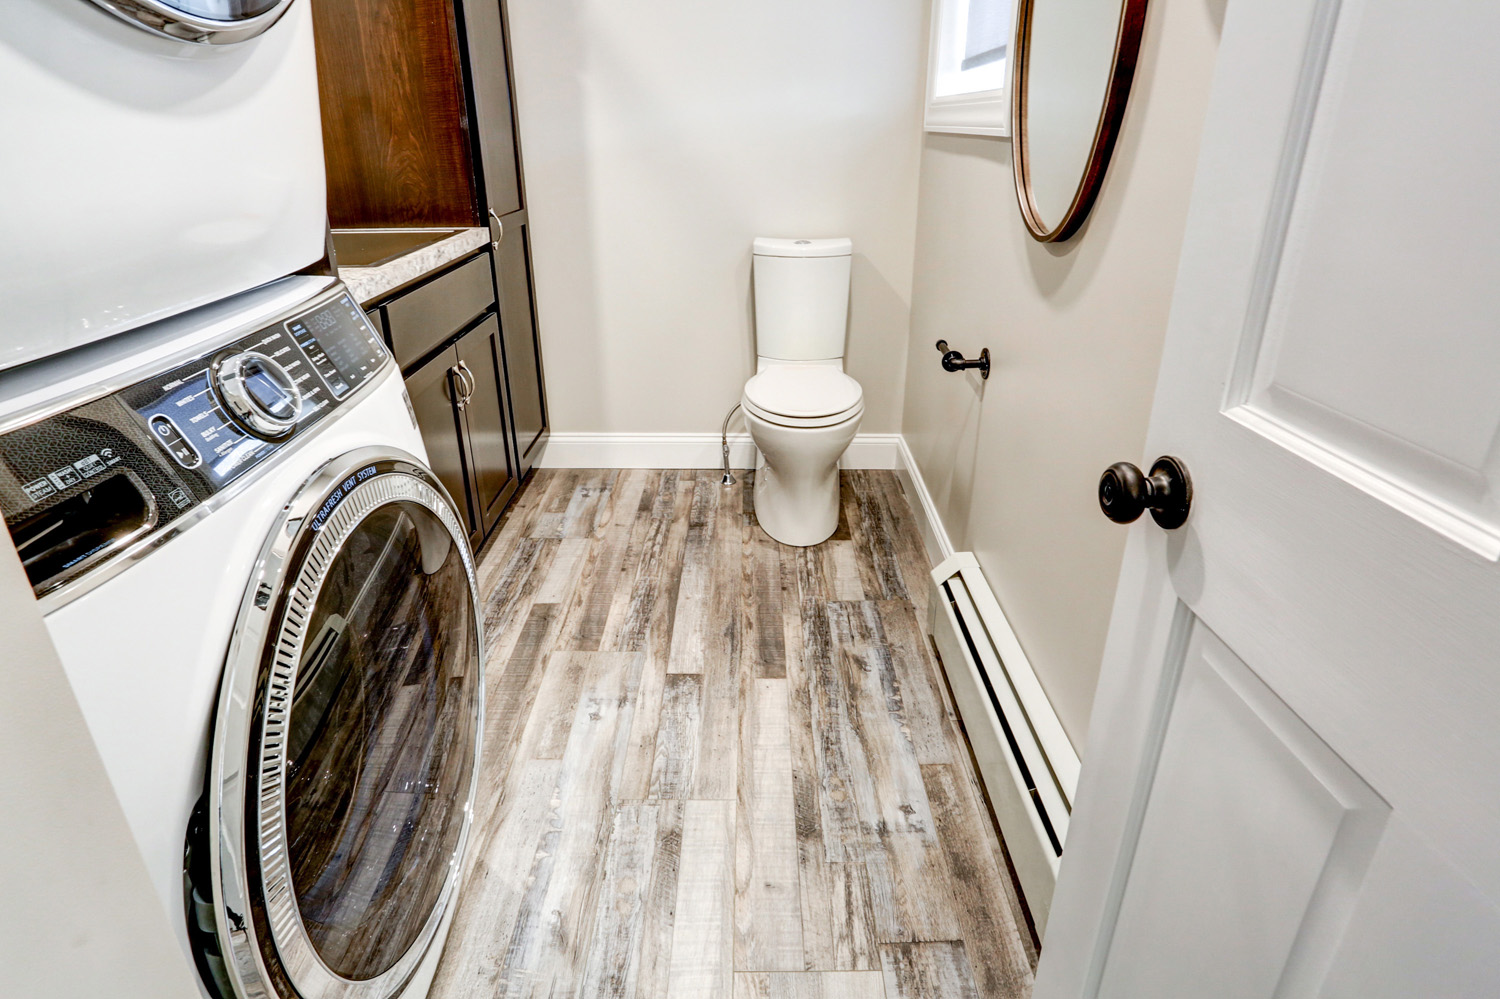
[{"xmin": 1098, "ymin": 456, "xmax": 1192, "ymax": 529}]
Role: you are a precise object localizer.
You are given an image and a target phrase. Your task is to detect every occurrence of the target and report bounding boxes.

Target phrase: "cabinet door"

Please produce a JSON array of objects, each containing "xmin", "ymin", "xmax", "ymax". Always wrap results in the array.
[
  {"xmin": 455, "ymin": 315, "xmax": 518, "ymax": 538},
  {"xmin": 405, "ymin": 347, "xmax": 474, "ymax": 532},
  {"xmin": 494, "ymin": 210, "xmax": 548, "ymax": 472},
  {"xmin": 313, "ymin": 0, "xmax": 477, "ymax": 226},
  {"xmin": 456, "ymin": 0, "xmax": 522, "ymax": 218}
]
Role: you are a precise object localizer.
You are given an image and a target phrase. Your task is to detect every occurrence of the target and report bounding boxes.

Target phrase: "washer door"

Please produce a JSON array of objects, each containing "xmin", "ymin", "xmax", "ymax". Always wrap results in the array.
[
  {"xmin": 86, "ymin": 0, "xmax": 296, "ymax": 43},
  {"xmin": 208, "ymin": 449, "xmax": 483, "ymax": 999}
]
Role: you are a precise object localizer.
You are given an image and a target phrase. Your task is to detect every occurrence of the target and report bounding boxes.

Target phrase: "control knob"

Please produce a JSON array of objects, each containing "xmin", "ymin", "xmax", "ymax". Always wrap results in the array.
[{"xmin": 214, "ymin": 351, "xmax": 302, "ymax": 439}]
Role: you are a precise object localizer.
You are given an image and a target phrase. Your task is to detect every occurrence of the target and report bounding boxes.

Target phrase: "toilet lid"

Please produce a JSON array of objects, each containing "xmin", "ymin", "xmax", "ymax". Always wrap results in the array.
[{"xmin": 743, "ymin": 365, "xmax": 863, "ymax": 419}]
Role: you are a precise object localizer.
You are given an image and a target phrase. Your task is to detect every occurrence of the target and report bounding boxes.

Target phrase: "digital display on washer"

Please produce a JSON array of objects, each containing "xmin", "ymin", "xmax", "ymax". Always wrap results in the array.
[{"xmin": 285, "ymin": 293, "xmax": 388, "ymax": 400}]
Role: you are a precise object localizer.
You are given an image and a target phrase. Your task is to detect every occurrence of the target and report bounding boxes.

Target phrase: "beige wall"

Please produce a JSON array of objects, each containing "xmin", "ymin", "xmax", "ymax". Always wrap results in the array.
[
  {"xmin": 506, "ymin": 0, "xmax": 927, "ymax": 435},
  {"xmin": 903, "ymin": 0, "xmax": 1225, "ymax": 747}
]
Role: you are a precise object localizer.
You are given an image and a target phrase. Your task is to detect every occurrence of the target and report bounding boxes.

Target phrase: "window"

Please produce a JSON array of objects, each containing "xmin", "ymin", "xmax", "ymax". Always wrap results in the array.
[{"xmin": 925, "ymin": 0, "xmax": 1017, "ymax": 137}]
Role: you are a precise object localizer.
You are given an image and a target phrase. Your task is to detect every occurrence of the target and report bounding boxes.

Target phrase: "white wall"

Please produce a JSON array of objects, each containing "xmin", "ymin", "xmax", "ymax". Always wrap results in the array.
[
  {"xmin": 902, "ymin": 0, "xmax": 1225, "ymax": 746},
  {"xmin": 506, "ymin": 0, "xmax": 927, "ymax": 435}
]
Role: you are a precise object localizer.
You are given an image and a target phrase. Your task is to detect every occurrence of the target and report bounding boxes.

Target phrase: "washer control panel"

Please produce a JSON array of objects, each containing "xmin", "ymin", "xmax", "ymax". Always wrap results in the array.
[{"xmin": 0, "ymin": 286, "xmax": 391, "ymax": 597}]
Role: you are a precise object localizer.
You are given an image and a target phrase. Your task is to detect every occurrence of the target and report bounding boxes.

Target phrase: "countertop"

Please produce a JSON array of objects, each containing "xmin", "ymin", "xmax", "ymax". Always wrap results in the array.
[{"xmin": 338, "ymin": 227, "xmax": 490, "ymax": 307}]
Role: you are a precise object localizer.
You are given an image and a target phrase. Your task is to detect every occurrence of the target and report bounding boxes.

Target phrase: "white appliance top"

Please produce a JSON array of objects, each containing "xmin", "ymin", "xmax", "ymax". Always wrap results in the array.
[
  {"xmin": 0, "ymin": 0, "xmax": 328, "ymax": 372},
  {"xmin": 744, "ymin": 364, "xmax": 863, "ymax": 418},
  {"xmin": 752, "ymin": 236, "xmax": 853, "ymax": 258}
]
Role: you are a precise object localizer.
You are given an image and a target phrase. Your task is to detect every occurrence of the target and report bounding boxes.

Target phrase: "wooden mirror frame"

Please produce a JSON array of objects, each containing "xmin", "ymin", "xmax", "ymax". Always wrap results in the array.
[{"xmin": 1011, "ymin": 0, "xmax": 1150, "ymax": 242}]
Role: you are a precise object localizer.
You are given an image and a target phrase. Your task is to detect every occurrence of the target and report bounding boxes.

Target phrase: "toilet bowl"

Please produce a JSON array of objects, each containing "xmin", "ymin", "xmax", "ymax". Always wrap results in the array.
[
  {"xmin": 743, "ymin": 362, "xmax": 864, "ymax": 546},
  {"xmin": 744, "ymin": 236, "xmax": 860, "ymax": 547}
]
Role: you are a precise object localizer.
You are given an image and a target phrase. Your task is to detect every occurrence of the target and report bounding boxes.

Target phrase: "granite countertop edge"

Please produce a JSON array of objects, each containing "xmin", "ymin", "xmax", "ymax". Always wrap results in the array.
[{"xmin": 338, "ymin": 227, "xmax": 490, "ymax": 307}]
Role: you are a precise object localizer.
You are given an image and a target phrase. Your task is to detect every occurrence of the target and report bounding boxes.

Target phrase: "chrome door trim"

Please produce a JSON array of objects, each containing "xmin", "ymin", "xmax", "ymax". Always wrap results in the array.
[
  {"xmin": 86, "ymin": 0, "xmax": 296, "ymax": 44},
  {"xmin": 208, "ymin": 448, "xmax": 484, "ymax": 999}
]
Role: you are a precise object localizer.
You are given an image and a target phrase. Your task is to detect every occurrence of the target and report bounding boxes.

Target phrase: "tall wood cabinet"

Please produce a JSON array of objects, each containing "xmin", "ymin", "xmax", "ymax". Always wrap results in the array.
[{"xmin": 313, "ymin": 0, "xmax": 549, "ymax": 545}]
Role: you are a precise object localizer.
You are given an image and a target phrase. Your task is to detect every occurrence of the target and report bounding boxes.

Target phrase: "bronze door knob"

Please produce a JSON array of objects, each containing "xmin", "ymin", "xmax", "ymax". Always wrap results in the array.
[{"xmin": 1098, "ymin": 456, "xmax": 1192, "ymax": 529}]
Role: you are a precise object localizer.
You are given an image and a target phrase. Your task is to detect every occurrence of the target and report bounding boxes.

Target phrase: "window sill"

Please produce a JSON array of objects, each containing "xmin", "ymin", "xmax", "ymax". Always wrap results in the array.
[{"xmin": 925, "ymin": 89, "xmax": 1010, "ymax": 138}]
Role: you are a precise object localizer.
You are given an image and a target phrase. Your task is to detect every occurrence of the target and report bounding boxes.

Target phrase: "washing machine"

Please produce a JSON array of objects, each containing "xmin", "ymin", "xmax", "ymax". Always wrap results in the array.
[
  {"xmin": 0, "ymin": 0, "xmax": 326, "ymax": 371},
  {"xmin": 0, "ymin": 278, "xmax": 484, "ymax": 999}
]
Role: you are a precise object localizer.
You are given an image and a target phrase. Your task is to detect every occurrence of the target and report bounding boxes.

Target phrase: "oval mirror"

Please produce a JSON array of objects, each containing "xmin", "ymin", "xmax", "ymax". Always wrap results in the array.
[{"xmin": 1012, "ymin": 0, "xmax": 1149, "ymax": 241}]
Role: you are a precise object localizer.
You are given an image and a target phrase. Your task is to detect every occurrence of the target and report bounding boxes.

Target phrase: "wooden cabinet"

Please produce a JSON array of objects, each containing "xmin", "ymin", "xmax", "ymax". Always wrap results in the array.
[
  {"xmin": 312, "ymin": 0, "xmax": 477, "ymax": 227},
  {"xmin": 317, "ymin": 0, "xmax": 548, "ymax": 539},
  {"xmin": 455, "ymin": 317, "xmax": 517, "ymax": 535},
  {"xmin": 404, "ymin": 314, "xmax": 518, "ymax": 545},
  {"xmin": 406, "ymin": 348, "xmax": 472, "ymax": 526},
  {"xmin": 456, "ymin": 0, "xmax": 523, "ymax": 219},
  {"xmin": 492, "ymin": 209, "xmax": 548, "ymax": 474}
]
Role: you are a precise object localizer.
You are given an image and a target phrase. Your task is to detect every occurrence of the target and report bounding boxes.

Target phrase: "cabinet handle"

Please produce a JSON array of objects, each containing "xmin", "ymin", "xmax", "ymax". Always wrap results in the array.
[
  {"xmin": 455, "ymin": 362, "xmax": 477, "ymax": 410},
  {"xmin": 488, "ymin": 209, "xmax": 504, "ymax": 251}
]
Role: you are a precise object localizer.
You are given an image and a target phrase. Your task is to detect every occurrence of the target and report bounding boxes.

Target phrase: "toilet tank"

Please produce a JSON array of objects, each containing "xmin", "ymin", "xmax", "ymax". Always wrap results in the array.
[{"xmin": 753, "ymin": 237, "xmax": 853, "ymax": 360}]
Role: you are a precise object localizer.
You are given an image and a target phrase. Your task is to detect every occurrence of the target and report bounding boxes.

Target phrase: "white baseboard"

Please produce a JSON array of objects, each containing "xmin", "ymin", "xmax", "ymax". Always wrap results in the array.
[
  {"xmin": 894, "ymin": 435, "xmax": 955, "ymax": 565},
  {"xmin": 536, "ymin": 432, "xmax": 903, "ymax": 471}
]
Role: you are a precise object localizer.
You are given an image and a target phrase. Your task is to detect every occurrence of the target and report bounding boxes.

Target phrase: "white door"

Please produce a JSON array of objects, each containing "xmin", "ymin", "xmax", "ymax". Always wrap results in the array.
[{"xmin": 1035, "ymin": 2, "xmax": 1500, "ymax": 997}]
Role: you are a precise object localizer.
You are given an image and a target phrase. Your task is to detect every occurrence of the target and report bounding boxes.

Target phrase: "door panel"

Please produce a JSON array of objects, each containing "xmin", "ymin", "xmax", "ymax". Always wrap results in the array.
[
  {"xmin": 405, "ymin": 348, "xmax": 473, "ymax": 532},
  {"xmin": 494, "ymin": 211, "xmax": 547, "ymax": 469},
  {"xmin": 1222, "ymin": 2, "xmax": 1500, "ymax": 556},
  {"xmin": 1098, "ymin": 623, "xmax": 1386, "ymax": 999},
  {"xmin": 1037, "ymin": 1, "xmax": 1500, "ymax": 996},
  {"xmin": 456, "ymin": 0, "xmax": 522, "ymax": 217},
  {"xmin": 455, "ymin": 316, "xmax": 517, "ymax": 536}
]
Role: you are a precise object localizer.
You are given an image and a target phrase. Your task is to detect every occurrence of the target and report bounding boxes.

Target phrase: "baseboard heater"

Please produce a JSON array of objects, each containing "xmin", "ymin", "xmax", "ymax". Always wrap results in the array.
[{"xmin": 929, "ymin": 553, "xmax": 1080, "ymax": 936}]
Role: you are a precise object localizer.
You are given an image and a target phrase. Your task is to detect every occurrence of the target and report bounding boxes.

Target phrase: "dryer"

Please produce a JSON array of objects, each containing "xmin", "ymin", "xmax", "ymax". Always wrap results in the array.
[
  {"xmin": 0, "ymin": 279, "xmax": 483, "ymax": 999},
  {"xmin": 0, "ymin": 0, "xmax": 326, "ymax": 371}
]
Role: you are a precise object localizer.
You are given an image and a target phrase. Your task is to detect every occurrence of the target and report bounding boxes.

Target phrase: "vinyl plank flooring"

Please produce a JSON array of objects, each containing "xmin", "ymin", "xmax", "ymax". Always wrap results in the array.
[
  {"xmin": 651, "ymin": 673, "xmax": 703, "ymax": 799},
  {"xmin": 922, "ymin": 765, "xmax": 1037, "ymax": 993},
  {"xmin": 693, "ymin": 475, "xmax": 744, "ymax": 799},
  {"xmin": 493, "ymin": 652, "xmax": 635, "ymax": 998},
  {"xmin": 872, "ymin": 601, "xmax": 952, "ymax": 766},
  {"xmin": 825, "ymin": 601, "xmax": 936, "ymax": 843},
  {"xmin": 669, "ymin": 799, "xmax": 736, "ymax": 999},
  {"xmin": 578, "ymin": 802, "xmax": 666, "ymax": 999},
  {"xmin": 734, "ymin": 971, "xmax": 887, "ymax": 999},
  {"xmin": 735, "ymin": 679, "xmax": 804, "ymax": 972},
  {"xmin": 667, "ymin": 473, "xmax": 721, "ymax": 675},
  {"xmin": 437, "ymin": 469, "xmax": 1034, "ymax": 999},
  {"xmin": 431, "ymin": 759, "xmax": 561, "ymax": 999},
  {"xmin": 743, "ymin": 525, "xmax": 789, "ymax": 680},
  {"xmin": 879, "ymin": 942, "xmax": 980, "ymax": 999}
]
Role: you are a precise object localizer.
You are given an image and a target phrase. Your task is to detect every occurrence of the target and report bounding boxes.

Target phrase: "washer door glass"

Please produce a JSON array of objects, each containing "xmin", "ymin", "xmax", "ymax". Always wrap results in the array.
[
  {"xmin": 86, "ymin": 0, "xmax": 295, "ymax": 43},
  {"xmin": 282, "ymin": 498, "xmax": 479, "ymax": 980},
  {"xmin": 156, "ymin": 0, "xmax": 283, "ymax": 18}
]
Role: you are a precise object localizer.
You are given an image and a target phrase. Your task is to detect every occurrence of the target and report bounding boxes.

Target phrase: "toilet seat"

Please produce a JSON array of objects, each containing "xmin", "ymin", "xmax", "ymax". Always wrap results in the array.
[
  {"xmin": 742, "ymin": 395, "xmax": 863, "ymax": 428},
  {"xmin": 743, "ymin": 365, "xmax": 863, "ymax": 427}
]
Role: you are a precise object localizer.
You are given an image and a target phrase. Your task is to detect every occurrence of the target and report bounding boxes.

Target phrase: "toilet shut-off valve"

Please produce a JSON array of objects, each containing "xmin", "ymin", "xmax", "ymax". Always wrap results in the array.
[{"xmin": 935, "ymin": 340, "xmax": 991, "ymax": 379}]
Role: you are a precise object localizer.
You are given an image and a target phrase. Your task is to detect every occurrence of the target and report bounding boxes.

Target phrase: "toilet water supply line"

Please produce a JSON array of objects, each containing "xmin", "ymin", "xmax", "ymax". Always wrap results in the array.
[{"xmin": 721, "ymin": 403, "xmax": 741, "ymax": 487}]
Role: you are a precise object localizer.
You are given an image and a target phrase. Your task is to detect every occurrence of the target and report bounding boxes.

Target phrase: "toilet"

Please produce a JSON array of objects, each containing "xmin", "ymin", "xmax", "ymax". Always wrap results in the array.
[{"xmin": 744, "ymin": 236, "xmax": 863, "ymax": 547}]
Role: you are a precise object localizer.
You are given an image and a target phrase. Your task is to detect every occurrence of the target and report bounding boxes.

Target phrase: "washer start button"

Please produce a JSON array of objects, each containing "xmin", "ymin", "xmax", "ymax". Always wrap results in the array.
[{"xmin": 149, "ymin": 414, "xmax": 202, "ymax": 469}]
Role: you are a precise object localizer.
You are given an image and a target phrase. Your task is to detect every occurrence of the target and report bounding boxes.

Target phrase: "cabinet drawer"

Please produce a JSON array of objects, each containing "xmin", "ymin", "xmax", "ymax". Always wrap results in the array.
[{"xmin": 383, "ymin": 253, "xmax": 495, "ymax": 368}]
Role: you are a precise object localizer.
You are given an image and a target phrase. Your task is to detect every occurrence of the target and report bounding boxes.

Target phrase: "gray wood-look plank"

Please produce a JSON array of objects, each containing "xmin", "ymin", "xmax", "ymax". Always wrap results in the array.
[
  {"xmin": 735, "ymin": 679, "xmax": 804, "ymax": 972},
  {"xmin": 669, "ymin": 798, "xmax": 736, "ymax": 998},
  {"xmin": 880, "ymin": 942, "xmax": 981, "ymax": 999},
  {"xmin": 433, "ymin": 469, "xmax": 1033, "ymax": 999},
  {"xmin": 734, "ymin": 971, "xmax": 886, "ymax": 999}
]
